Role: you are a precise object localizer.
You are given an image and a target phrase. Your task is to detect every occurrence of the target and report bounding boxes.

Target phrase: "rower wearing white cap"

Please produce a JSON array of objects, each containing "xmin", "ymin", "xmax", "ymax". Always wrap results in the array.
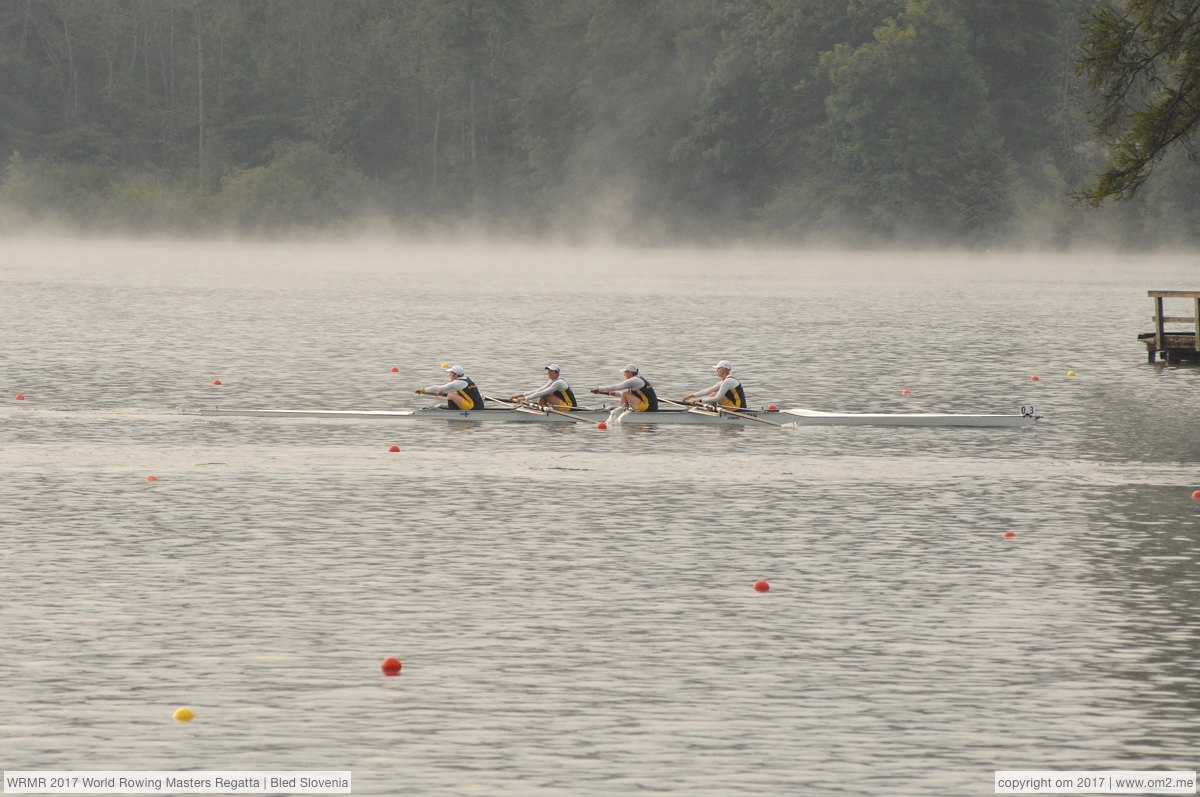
[
  {"xmin": 416, "ymin": 364, "xmax": 485, "ymax": 410},
  {"xmin": 681, "ymin": 360, "xmax": 746, "ymax": 408},
  {"xmin": 591, "ymin": 364, "xmax": 658, "ymax": 412},
  {"xmin": 509, "ymin": 363, "xmax": 578, "ymax": 409}
]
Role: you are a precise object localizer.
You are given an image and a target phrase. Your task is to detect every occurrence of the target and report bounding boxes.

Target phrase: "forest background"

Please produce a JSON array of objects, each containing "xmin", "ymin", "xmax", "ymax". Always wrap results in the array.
[{"xmin": 1, "ymin": 0, "xmax": 1196, "ymax": 248}]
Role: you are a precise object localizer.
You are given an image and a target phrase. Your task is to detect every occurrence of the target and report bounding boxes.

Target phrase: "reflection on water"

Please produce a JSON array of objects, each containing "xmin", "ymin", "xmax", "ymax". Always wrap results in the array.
[{"xmin": 1, "ymin": 241, "xmax": 1197, "ymax": 796}]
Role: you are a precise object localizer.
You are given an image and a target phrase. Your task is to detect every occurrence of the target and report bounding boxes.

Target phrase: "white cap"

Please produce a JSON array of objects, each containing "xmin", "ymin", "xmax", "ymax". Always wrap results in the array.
[
  {"xmin": 623, "ymin": 364, "xmax": 638, "ymax": 374},
  {"xmin": 713, "ymin": 360, "xmax": 733, "ymax": 370},
  {"xmin": 445, "ymin": 364, "xmax": 465, "ymax": 376},
  {"xmin": 545, "ymin": 363, "xmax": 561, "ymax": 372}
]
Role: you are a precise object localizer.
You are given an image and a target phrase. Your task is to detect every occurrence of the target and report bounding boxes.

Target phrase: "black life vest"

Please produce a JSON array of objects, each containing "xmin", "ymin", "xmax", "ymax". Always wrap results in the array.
[
  {"xmin": 552, "ymin": 385, "xmax": 578, "ymax": 408},
  {"xmin": 631, "ymin": 376, "xmax": 659, "ymax": 411},
  {"xmin": 721, "ymin": 378, "xmax": 746, "ymax": 408},
  {"xmin": 453, "ymin": 375, "xmax": 485, "ymax": 410}
]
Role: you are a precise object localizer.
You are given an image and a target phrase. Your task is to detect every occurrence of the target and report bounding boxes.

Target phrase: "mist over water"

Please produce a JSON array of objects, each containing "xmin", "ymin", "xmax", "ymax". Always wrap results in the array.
[{"xmin": 1, "ymin": 239, "xmax": 1198, "ymax": 796}]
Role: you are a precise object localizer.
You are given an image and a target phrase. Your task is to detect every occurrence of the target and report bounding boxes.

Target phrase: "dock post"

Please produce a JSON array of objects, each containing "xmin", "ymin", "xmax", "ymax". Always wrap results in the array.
[
  {"xmin": 1194, "ymin": 297, "xmax": 1200, "ymax": 352},
  {"xmin": 1155, "ymin": 295, "xmax": 1165, "ymax": 353}
]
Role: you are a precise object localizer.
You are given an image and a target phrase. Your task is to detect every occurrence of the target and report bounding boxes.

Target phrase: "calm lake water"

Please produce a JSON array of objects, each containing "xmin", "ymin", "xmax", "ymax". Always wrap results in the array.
[{"xmin": 1, "ymin": 239, "xmax": 1197, "ymax": 796}]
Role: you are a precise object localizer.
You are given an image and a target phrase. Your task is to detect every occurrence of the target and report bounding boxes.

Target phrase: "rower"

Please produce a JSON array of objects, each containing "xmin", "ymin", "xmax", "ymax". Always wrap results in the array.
[
  {"xmin": 509, "ymin": 363, "xmax": 578, "ymax": 409},
  {"xmin": 590, "ymin": 364, "xmax": 658, "ymax": 412},
  {"xmin": 416, "ymin": 364, "xmax": 485, "ymax": 410},
  {"xmin": 681, "ymin": 360, "xmax": 746, "ymax": 408}
]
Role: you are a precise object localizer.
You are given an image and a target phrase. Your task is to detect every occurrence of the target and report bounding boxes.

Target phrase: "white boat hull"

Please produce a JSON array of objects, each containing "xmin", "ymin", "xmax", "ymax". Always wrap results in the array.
[{"xmin": 189, "ymin": 406, "xmax": 1039, "ymax": 428}]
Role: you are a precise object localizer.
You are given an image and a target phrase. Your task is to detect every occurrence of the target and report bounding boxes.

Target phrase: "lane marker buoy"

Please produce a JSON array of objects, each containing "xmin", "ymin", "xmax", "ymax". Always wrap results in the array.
[
  {"xmin": 388, "ymin": 445, "xmax": 400, "ymax": 452},
  {"xmin": 1003, "ymin": 531, "xmax": 1017, "ymax": 538},
  {"xmin": 753, "ymin": 580, "xmax": 770, "ymax": 593},
  {"xmin": 173, "ymin": 707, "xmax": 195, "ymax": 721},
  {"xmin": 381, "ymin": 657, "xmax": 402, "ymax": 675},
  {"xmin": 15, "ymin": 394, "xmax": 25, "ymax": 400}
]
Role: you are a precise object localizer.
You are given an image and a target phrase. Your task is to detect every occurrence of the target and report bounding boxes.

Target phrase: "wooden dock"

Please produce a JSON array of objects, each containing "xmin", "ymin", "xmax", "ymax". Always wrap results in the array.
[{"xmin": 1140, "ymin": 290, "xmax": 1200, "ymax": 363}]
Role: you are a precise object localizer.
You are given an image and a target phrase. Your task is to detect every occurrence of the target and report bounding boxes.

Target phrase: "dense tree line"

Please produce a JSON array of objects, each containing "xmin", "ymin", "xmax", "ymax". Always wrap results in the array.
[{"xmin": 0, "ymin": 0, "xmax": 1197, "ymax": 246}]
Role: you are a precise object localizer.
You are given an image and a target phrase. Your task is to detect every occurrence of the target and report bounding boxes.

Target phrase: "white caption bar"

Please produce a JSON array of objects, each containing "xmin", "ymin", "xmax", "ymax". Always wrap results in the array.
[
  {"xmin": 3, "ymin": 772, "xmax": 351, "ymax": 794},
  {"xmin": 996, "ymin": 771, "xmax": 1196, "ymax": 795}
]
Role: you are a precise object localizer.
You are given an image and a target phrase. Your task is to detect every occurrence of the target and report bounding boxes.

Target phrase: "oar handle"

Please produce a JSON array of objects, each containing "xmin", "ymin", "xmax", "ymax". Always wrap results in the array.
[{"xmin": 660, "ymin": 397, "xmax": 710, "ymax": 410}]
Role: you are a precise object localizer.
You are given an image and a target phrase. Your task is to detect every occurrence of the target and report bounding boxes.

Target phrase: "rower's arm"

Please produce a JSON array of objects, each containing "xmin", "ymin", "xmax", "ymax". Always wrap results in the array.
[
  {"xmin": 697, "ymin": 377, "xmax": 737, "ymax": 404},
  {"xmin": 594, "ymin": 377, "xmax": 639, "ymax": 392},
  {"xmin": 523, "ymin": 378, "xmax": 564, "ymax": 401},
  {"xmin": 423, "ymin": 379, "xmax": 467, "ymax": 395},
  {"xmin": 690, "ymin": 381, "xmax": 721, "ymax": 403}
]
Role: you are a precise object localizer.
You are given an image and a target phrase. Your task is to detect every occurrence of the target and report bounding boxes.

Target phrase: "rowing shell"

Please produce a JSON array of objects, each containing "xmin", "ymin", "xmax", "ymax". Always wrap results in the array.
[{"xmin": 188, "ymin": 405, "xmax": 1040, "ymax": 427}]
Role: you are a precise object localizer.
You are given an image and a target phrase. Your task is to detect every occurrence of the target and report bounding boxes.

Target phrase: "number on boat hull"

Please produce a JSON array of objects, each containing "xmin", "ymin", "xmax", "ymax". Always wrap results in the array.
[{"xmin": 1020, "ymin": 405, "xmax": 1037, "ymax": 417}]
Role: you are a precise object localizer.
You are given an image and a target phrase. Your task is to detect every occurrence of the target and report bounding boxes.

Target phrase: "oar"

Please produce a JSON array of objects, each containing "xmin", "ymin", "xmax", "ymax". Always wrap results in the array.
[
  {"xmin": 663, "ymin": 397, "xmax": 795, "ymax": 429},
  {"xmin": 415, "ymin": 388, "xmax": 453, "ymax": 404},
  {"xmin": 483, "ymin": 394, "xmax": 593, "ymax": 424},
  {"xmin": 482, "ymin": 393, "xmax": 520, "ymax": 408}
]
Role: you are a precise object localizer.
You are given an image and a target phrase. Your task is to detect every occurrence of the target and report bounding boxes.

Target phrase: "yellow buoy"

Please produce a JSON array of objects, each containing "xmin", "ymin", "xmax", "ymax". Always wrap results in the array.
[
  {"xmin": 173, "ymin": 706, "xmax": 195, "ymax": 722},
  {"xmin": 1067, "ymin": 371, "xmax": 1076, "ymax": 376},
  {"xmin": 440, "ymin": 363, "xmax": 450, "ymax": 369}
]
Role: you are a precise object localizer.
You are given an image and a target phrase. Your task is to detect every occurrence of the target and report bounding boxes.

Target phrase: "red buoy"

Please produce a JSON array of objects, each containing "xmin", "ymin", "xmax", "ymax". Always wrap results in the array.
[
  {"xmin": 901, "ymin": 389, "xmax": 911, "ymax": 395},
  {"xmin": 381, "ymin": 657, "xmax": 402, "ymax": 675},
  {"xmin": 390, "ymin": 366, "xmax": 399, "ymax": 373},
  {"xmin": 388, "ymin": 445, "xmax": 400, "ymax": 452},
  {"xmin": 1003, "ymin": 531, "xmax": 1016, "ymax": 538},
  {"xmin": 1030, "ymin": 376, "xmax": 1039, "ymax": 381},
  {"xmin": 597, "ymin": 422, "xmax": 607, "ymax": 430},
  {"xmin": 14, "ymin": 394, "xmax": 24, "ymax": 400},
  {"xmin": 768, "ymin": 405, "xmax": 778, "ymax": 410},
  {"xmin": 212, "ymin": 379, "xmax": 222, "ymax": 386},
  {"xmin": 145, "ymin": 475, "xmax": 158, "ymax": 482},
  {"xmin": 753, "ymin": 580, "xmax": 770, "ymax": 593},
  {"xmin": 1191, "ymin": 490, "xmax": 1200, "ymax": 499}
]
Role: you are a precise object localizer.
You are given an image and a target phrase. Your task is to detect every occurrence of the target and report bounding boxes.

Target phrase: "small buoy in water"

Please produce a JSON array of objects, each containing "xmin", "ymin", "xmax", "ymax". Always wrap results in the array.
[
  {"xmin": 1067, "ymin": 371, "xmax": 1076, "ymax": 376},
  {"xmin": 768, "ymin": 405, "xmax": 777, "ymax": 410},
  {"xmin": 753, "ymin": 580, "xmax": 770, "ymax": 593},
  {"xmin": 440, "ymin": 363, "xmax": 449, "ymax": 369},
  {"xmin": 1030, "ymin": 376, "xmax": 1039, "ymax": 381},
  {"xmin": 15, "ymin": 394, "xmax": 24, "ymax": 400},
  {"xmin": 597, "ymin": 422, "xmax": 607, "ymax": 430},
  {"xmin": 173, "ymin": 707, "xmax": 195, "ymax": 722},
  {"xmin": 390, "ymin": 366, "xmax": 399, "ymax": 373},
  {"xmin": 381, "ymin": 657, "xmax": 402, "ymax": 675},
  {"xmin": 901, "ymin": 389, "xmax": 911, "ymax": 395},
  {"xmin": 388, "ymin": 445, "xmax": 400, "ymax": 452},
  {"xmin": 1003, "ymin": 531, "xmax": 1017, "ymax": 538},
  {"xmin": 1191, "ymin": 490, "xmax": 1200, "ymax": 499},
  {"xmin": 212, "ymin": 379, "xmax": 222, "ymax": 386},
  {"xmin": 145, "ymin": 475, "xmax": 158, "ymax": 482}
]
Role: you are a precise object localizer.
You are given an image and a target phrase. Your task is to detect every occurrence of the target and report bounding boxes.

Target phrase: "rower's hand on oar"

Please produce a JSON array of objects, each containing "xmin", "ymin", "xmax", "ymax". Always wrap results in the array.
[{"xmin": 508, "ymin": 394, "xmax": 524, "ymax": 403}]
